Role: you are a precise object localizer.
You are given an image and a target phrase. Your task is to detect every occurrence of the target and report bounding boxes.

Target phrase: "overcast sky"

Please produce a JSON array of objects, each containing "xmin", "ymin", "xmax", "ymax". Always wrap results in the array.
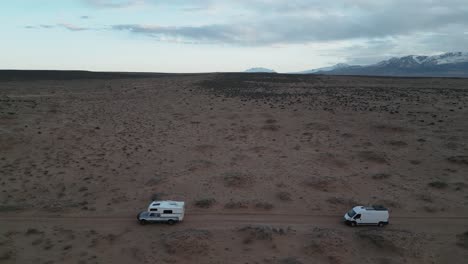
[{"xmin": 2, "ymin": 0, "xmax": 468, "ymax": 72}]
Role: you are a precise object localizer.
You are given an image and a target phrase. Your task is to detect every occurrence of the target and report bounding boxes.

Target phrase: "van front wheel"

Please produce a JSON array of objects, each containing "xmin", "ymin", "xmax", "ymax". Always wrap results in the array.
[
  {"xmin": 350, "ymin": 221, "xmax": 356, "ymax": 227},
  {"xmin": 167, "ymin": 219, "xmax": 175, "ymax": 225}
]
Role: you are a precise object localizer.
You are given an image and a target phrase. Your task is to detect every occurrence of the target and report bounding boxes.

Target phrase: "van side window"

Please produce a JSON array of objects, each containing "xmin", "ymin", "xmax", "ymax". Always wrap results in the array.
[
  {"xmin": 354, "ymin": 214, "xmax": 361, "ymax": 219},
  {"xmin": 163, "ymin": 210, "xmax": 173, "ymax": 214},
  {"xmin": 150, "ymin": 208, "xmax": 158, "ymax": 211}
]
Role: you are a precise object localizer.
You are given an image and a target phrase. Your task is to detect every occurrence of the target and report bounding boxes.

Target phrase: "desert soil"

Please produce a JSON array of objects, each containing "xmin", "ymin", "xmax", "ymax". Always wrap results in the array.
[{"xmin": 1, "ymin": 72, "xmax": 468, "ymax": 264}]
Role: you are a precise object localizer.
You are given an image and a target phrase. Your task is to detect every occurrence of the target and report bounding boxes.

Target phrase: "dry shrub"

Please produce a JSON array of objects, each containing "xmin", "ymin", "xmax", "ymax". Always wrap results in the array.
[
  {"xmin": 356, "ymin": 229, "xmax": 430, "ymax": 258},
  {"xmin": 373, "ymin": 124, "xmax": 408, "ymax": 133},
  {"xmin": 261, "ymin": 124, "xmax": 280, "ymax": 131},
  {"xmin": 277, "ymin": 191, "xmax": 292, "ymax": 201},
  {"xmin": 0, "ymin": 251, "xmax": 13, "ymax": 261},
  {"xmin": 163, "ymin": 229, "xmax": 211, "ymax": 256},
  {"xmin": 224, "ymin": 200, "xmax": 249, "ymax": 209},
  {"xmin": 145, "ymin": 176, "xmax": 163, "ymax": 186},
  {"xmin": 223, "ymin": 172, "xmax": 251, "ymax": 187},
  {"xmin": 278, "ymin": 257, "xmax": 303, "ymax": 264},
  {"xmin": 194, "ymin": 198, "xmax": 216, "ymax": 208},
  {"xmin": 187, "ymin": 160, "xmax": 215, "ymax": 172},
  {"xmin": 193, "ymin": 144, "xmax": 217, "ymax": 153},
  {"xmin": 358, "ymin": 151, "xmax": 387, "ymax": 164},
  {"xmin": 306, "ymin": 122, "xmax": 330, "ymax": 131},
  {"xmin": 447, "ymin": 156, "xmax": 468, "ymax": 165},
  {"xmin": 423, "ymin": 206, "xmax": 438, "ymax": 213},
  {"xmin": 372, "ymin": 173, "xmax": 391, "ymax": 180},
  {"xmin": 238, "ymin": 225, "xmax": 287, "ymax": 244},
  {"xmin": 386, "ymin": 140, "xmax": 408, "ymax": 147},
  {"xmin": 151, "ymin": 193, "xmax": 164, "ymax": 201},
  {"xmin": 25, "ymin": 228, "xmax": 42, "ymax": 236},
  {"xmin": 417, "ymin": 194, "xmax": 433, "ymax": 203},
  {"xmin": 255, "ymin": 202, "xmax": 274, "ymax": 210},
  {"xmin": 355, "ymin": 230, "xmax": 400, "ymax": 252},
  {"xmin": 304, "ymin": 179, "xmax": 334, "ymax": 192},
  {"xmin": 326, "ymin": 197, "xmax": 356, "ymax": 207},
  {"xmin": 428, "ymin": 181, "xmax": 448, "ymax": 189},
  {"xmin": 456, "ymin": 231, "xmax": 468, "ymax": 249},
  {"xmin": 304, "ymin": 228, "xmax": 345, "ymax": 256}
]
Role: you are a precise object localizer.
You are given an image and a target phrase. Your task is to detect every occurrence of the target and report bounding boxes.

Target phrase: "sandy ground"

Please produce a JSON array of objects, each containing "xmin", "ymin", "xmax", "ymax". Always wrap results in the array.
[{"xmin": 1, "ymin": 72, "xmax": 468, "ymax": 263}]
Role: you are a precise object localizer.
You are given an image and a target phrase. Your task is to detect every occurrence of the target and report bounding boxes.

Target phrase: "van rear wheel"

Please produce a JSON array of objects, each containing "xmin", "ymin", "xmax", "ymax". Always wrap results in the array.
[
  {"xmin": 378, "ymin": 222, "xmax": 384, "ymax": 227},
  {"xmin": 167, "ymin": 219, "xmax": 175, "ymax": 225}
]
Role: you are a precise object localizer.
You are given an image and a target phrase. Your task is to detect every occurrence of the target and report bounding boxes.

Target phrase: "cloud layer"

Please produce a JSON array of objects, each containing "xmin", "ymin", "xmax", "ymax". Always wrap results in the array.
[{"xmin": 80, "ymin": 0, "xmax": 468, "ymax": 47}]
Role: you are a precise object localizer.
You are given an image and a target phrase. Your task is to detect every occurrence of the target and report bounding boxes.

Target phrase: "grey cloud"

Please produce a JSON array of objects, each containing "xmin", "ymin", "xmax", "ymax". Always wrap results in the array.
[
  {"xmin": 81, "ymin": 15, "xmax": 90, "ymax": 19},
  {"xmin": 59, "ymin": 23, "xmax": 89, "ymax": 31},
  {"xmin": 83, "ymin": 0, "xmax": 143, "ymax": 8},
  {"xmin": 40, "ymin": 25, "xmax": 54, "ymax": 29}
]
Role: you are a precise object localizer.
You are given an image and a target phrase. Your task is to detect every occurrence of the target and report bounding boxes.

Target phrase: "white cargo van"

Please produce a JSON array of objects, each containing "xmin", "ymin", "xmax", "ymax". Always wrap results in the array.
[
  {"xmin": 343, "ymin": 205, "xmax": 389, "ymax": 227},
  {"xmin": 137, "ymin": 200, "xmax": 185, "ymax": 225}
]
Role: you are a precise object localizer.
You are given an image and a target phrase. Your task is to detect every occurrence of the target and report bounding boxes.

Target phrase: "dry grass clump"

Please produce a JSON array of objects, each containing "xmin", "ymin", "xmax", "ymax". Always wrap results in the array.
[
  {"xmin": 163, "ymin": 229, "xmax": 212, "ymax": 256},
  {"xmin": 194, "ymin": 198, "xmax": 216, "ymax": 208}
]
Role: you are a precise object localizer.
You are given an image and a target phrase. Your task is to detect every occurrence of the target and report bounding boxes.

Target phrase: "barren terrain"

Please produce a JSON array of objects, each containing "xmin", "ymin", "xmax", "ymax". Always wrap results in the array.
[{"xmin": 1, "ymin": 72, "xmax": 468, "ymax": 263}]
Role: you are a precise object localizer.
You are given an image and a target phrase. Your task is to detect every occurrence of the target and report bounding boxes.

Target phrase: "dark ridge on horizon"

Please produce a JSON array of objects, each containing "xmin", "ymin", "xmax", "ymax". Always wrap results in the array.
[
  {"xmin": 0, "ymin": 70, "xmax": 207, "ymax": 82},
  {"xmin": 1, "ymin": 70, "xmax": 467, "ymax": 82}
]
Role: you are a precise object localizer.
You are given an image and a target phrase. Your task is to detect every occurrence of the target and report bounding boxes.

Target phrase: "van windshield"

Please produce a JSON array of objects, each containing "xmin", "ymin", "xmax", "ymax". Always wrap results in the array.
[{"xmin": 347, "ymin": 209, "xmax": 357, "ymax": 218}]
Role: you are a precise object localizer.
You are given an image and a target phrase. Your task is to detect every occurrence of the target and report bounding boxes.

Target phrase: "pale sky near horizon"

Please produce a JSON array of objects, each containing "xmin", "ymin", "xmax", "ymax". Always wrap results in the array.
[{"xmin": 1, "ymin": 0, "xmax": 468, "ymax": 73}]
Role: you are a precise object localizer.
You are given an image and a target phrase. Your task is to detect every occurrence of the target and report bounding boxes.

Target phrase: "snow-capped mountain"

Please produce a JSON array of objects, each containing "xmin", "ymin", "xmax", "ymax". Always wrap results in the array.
[
  {"xmin": 312, "ymin": 52, "xmax": 468, "ymax": 77},
  {"xmin": 376, "ymin": 52, "xmax": 468, "ymax": 67},
  {"xmin": 244, "ymin": 67, "xmax": 276, "ymax": 73}
]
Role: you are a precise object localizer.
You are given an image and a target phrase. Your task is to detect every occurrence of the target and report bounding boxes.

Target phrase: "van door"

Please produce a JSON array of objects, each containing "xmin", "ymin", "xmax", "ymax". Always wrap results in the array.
[{"xmin": 354, "ymin": 213, "xmax": 363, "ymax": 225}]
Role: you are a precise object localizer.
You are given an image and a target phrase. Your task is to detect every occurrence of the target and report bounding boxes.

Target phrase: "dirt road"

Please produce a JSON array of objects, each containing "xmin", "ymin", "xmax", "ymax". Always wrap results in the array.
[{"xmin": 1, "ymin": 212, "xmax": 467, "ymax": 233}]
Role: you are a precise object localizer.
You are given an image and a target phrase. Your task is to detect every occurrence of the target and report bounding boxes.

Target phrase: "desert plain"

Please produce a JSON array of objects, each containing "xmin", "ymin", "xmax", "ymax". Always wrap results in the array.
[{"xmin": 0, "ymin": 71, "xmax": 468, "ymax": 263}]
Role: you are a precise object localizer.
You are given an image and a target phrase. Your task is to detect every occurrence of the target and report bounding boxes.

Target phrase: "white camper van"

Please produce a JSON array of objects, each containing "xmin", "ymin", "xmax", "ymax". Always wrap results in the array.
[
  {"xmin": 343, "ymin": 205, "xmax": 389, "ymax": 227},
  {"xmin": 137, "ymin": 200, "xmax": 185, "ymax": 225}
]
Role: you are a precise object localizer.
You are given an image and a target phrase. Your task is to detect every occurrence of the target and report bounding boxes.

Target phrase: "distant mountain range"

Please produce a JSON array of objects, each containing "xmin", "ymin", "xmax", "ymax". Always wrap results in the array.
[
  {"xmin": 244, "ymin": 67, "xmax": 276, "ymax": 73},
  {"xmin": 245, "ymin": 52, "xmax": 468, "ymax": 77}
]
